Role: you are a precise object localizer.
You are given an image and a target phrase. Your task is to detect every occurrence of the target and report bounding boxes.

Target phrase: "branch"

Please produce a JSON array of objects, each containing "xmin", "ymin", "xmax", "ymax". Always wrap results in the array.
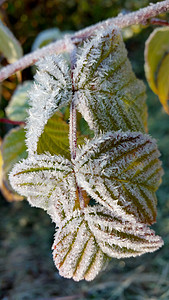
[{"xmin": 0, "ymin": 0, "xmax": 169, "ymax": 82}]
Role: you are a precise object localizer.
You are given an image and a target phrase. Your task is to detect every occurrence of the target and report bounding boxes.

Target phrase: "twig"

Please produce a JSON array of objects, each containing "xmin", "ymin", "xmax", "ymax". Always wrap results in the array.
[
  {"xmin": 0, "ymin": 118, "xmax": 25, "ymax": 125},
  {"xmin": 0, "ymin": 0, "xmax": 169, "ymax": 82},
  {"xmin": 149, "ymin": 17, "xmax": 169, "ymax": 26}
]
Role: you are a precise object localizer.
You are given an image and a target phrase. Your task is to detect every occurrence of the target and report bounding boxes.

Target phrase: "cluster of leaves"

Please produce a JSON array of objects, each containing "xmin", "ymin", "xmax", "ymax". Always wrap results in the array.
[{"xmin": 1, "ymin": 25, "xmax": 164, "ymax": 282}]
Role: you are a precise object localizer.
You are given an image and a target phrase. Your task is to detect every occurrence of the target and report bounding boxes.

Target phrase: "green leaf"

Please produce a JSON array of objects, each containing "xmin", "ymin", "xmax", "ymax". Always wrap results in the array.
[
  {"xmin": 0, "ymin": 19, "xmax": 23, "ymax": 63},
  {"xmin": 5, "ymin": 81, "xmax": 33, "ymax": 121},
  {"xmin": 37, "ymin": 112, "xmax": 71, "ymax": 159},
  {"xmin": 76, "ymin": 131, "xmax": 163, "ymax": 225},
  {"xmin": 144, "ymin": 27, "xmax": 169, "ymax": 113},
  {"xmin": 1, "ymin": 127, "xmax": 27, "ymax": 192},
  {"xmin": 74, "ymin": 27, "xmax": 147, "ymax": 133},
  {"xmin": 37, "ymin": 112, "xmax": 87, "ymax": 160},
  {"xmin": 0, "ymin": 148, "xmax": 23, "ymax": 202},
  {"xmin": 157, "ymin": 53, "xmax": 169, "ymax": 114}
]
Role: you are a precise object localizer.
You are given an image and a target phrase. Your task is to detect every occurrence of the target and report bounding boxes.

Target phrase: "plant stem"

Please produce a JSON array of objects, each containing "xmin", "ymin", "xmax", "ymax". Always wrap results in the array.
[
  {"xmin": 0, "ymin": 118, "xmax": 25, "ymax": 125},
  {"xmin": 69, "ymin": 45, "xmax": 77, "ymax": 161},
  {"xmin": 0, "ymin": 0, "xmax": 169, "ymax": 81},
  {"xmin": 69, "ymin": 99, "xmax": 85, "ymax": 210},
  {"xmin": 148, "ymin": 18, "xmax": 169, "ymax": 26},
  {"xmin": 69, "ymin": 100, "xmax": 77, "ymax": 160},
  {"xmin": 69, "ymin": 46, "xmax": 85, "ymax": 209}
]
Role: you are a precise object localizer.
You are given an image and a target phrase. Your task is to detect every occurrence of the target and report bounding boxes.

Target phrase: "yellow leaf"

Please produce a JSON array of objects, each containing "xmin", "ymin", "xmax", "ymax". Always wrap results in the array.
[{"xmin": 157, "ymin": 53, "xmax": 169, "ymax": 114}]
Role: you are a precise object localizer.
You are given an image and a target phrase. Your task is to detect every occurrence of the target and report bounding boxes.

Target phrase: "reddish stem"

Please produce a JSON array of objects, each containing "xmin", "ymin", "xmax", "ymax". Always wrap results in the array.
[
  {"xmin": 0, "ymin": 118, "xmax": 25, "ymax": 125},
  {"xmin": 149, "ymin": 18, "xmax": 169, "ymax": 26}
]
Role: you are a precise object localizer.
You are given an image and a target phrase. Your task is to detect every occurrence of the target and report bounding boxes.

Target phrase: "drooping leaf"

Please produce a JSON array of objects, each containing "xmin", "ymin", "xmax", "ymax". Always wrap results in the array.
[
  {"xmin": 53, "ymin": 206, "xmax": 163, "ymax": 281},
  {"xmin": 75, "ymin": 131, "xmax": 163, "ymax": 225},
  {"xmin": 73, "ymin": 27, "xmax": 147, "ymax": 133},
  {"xmin": 85, "ymin": 206, "xmax": 163, "ymax": 258},
  {"xmin": 157, "ymin": 53, "xmax": 169, "ymax": 114},
  {"xmin": 5, "ymin": 81, "xmax": 33, "ymax": 121},
  {"xmin": 26, "ymin": 54, "xmax": 72, "ymax": 155},
  {"xmin": 0, "ymin": 19, "xmax": 23, "ymax": 63},
  {"xmin": 1, "ymin": 126, "xmax": 27, "ymax": 196},
  {"xmin": 9, "ymin": 153, "xmax": 77, "ymax": 223},
  {"xmin": 144, "ymin": 27, "xmax": 169, "ymax": 113},
  {"xmin": 52, "ymin": 213, "xmax": 109, "ymax": 281}
]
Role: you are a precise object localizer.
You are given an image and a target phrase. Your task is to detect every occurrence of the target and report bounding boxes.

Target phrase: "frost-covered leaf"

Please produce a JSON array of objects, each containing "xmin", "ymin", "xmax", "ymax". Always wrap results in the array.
[
  {"xmin": 144, "ymin": 27, "xmax": 169, "ymax": 113},
  {"xmin": 53, "ymin": 206, "xmax": 163, "ymax": 281},
  {"xmin": 85, "ymin": 206, "xmax": 163, "ymax": 258},
  {"xmin": 0, "ymin": 19, "xmax": 23, "ymax": 63},
  {"xmin": 53, "ymin": 214, "xmax": 109, "ymax": 282},
  {"xmin": 9, "ymin": 153, "xmax": 77, "ymax": 224},
  {"xmin": 1, "ymin": 127, "xmax": 27, "ymax": 194},
  {"xmin": 73, "ymin": 27, "xmax": 147, "ymax": 133},
  {"xmin": 75, "ymin": 131, "xmax": 163, "ymax": 225},
  {"xmin": 26, "ymin": 54, "xmax": 72, "ymax": 155},
  {"xmin": 5, "ymin": 81, "xmax": 33, "ymax": 121}
]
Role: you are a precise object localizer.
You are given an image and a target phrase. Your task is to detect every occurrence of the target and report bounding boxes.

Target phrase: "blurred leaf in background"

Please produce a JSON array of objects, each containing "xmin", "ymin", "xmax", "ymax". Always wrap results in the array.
[
  {"xmin": 145, "ymin": 27, "xmax": 169, "ymax": 113},
  {"xmin": 1, "ymin": 126, "xmax": 27, "ymax": 201},
  {"xmin": 0, "ymin": 18, "xmax": 23, "ymax": 63},
  {"xmin": 5, "ymin": 80, "xmax": 32, "ymax": 121}
]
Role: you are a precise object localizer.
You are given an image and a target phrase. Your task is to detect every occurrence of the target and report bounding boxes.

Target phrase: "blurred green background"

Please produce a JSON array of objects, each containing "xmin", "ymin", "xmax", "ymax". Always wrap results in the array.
[{"xmin": 0, "ymin": 0, "xmax": 169, "ymax": 299}]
